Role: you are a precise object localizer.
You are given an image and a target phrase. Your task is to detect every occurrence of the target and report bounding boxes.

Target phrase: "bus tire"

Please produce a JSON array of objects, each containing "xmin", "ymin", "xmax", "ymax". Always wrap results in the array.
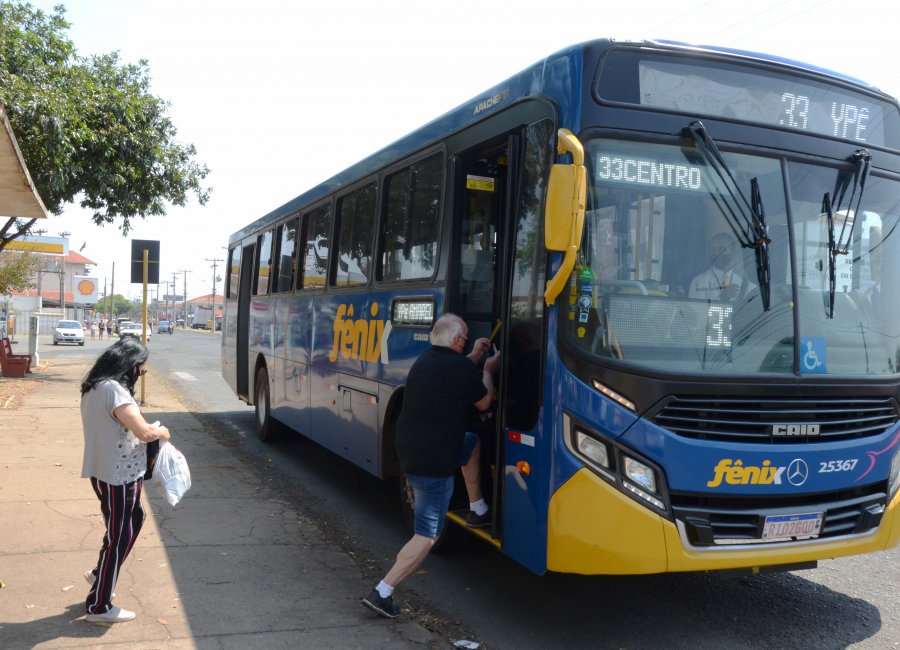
[{"xmin": 255, "ymin": 367, "xmax": 277, "ymax": 442}]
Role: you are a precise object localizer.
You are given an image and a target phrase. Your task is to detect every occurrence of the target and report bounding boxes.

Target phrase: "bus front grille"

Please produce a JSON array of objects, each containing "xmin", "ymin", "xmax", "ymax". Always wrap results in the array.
[
  {"xmin": 651, "ymin": 395, "xmax": 898, "ymax": 443},
  {"xmin": 671, "ymin": 487, "xmax": 887, "ymax": 546}
]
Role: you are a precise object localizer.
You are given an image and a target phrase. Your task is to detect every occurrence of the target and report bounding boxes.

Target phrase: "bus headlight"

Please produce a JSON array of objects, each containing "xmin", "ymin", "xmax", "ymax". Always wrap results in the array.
[
  {"xmin": 576, "ymin": 430, "xmax": 610, "ymax": 469},
  {"xmin": 889, "ymin": 451, "xmax": 900, "ymax": 499},
  {"xmin": 624, "ymin": 456, "xmax": 656, "ymax": 493},
  {"xmin": 622, "ymin": 456, "xmax": 665, "ymax": 510},
  {"xmin": 564, "ymin": 415, "xmax": 669, "ymax": 516}
]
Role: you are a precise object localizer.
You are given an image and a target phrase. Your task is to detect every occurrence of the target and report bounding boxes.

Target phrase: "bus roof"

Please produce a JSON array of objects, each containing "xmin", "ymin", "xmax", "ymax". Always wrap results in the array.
[{"xmin": 228, "ymin": 37, "xmax": 893, "ymax": 247}]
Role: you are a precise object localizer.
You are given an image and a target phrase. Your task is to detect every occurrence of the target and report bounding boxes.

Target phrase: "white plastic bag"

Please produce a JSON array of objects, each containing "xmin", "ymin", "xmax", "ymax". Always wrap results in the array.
[{"xmin": 153, "ymin": 440, "xmax": 191, "ymax": 506}]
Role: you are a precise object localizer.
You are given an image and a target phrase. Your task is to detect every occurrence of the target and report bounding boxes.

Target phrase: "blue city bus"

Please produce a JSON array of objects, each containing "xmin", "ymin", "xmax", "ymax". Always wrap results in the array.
[{"xmin": 222, "ymin": 38, "xmax": 900, "ymax": 575}]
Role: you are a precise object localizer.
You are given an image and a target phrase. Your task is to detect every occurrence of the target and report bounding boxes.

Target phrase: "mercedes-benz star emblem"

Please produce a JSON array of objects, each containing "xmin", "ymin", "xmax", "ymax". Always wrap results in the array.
[{"xmin": 787, "ymin": 459, "xmax": 809, "ymax": 486}]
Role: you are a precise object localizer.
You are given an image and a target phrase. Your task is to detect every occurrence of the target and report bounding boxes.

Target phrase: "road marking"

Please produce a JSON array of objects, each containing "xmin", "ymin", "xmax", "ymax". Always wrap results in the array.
[{"xmin": 171, "ymin": 371, "xmax": 198, "ymax": 381}]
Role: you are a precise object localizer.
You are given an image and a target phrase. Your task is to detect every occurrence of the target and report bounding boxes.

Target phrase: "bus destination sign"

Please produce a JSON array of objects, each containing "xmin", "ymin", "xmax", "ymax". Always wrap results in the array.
[{"xmin": 596, "ymin": 50, "xmax": 900, "ymax": 149}]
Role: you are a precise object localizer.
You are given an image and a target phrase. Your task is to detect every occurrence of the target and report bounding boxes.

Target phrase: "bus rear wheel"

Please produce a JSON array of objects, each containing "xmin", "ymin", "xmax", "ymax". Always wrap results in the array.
[{"xmin": 255, "ymin": 367, "xmax": 276, "ymax": 441}]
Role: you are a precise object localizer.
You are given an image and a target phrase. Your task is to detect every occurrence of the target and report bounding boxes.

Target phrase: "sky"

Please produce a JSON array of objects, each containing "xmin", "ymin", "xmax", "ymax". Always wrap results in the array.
[{"xmin": 23, "ymin": 0, "xmax": 900, "ymax": 301}]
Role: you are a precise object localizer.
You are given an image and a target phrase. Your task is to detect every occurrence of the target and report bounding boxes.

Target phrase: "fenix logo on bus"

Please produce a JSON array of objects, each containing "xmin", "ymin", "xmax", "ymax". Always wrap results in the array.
[{"xmin": 328, "ymin": 303, "xmax": 391, "ymax": 363}]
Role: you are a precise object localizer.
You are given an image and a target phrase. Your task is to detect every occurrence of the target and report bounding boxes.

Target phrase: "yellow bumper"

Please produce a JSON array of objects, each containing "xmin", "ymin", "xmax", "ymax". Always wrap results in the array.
[{"xmin": 547, "ymin": 468, "xmax": 900, "ymax": 575}]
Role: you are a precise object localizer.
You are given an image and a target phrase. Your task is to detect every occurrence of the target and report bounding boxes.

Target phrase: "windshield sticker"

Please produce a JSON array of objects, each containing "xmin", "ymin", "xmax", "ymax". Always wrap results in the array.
[{"xmin": 800, "ymin": 337, "xmax": 827, "ymax": 373}]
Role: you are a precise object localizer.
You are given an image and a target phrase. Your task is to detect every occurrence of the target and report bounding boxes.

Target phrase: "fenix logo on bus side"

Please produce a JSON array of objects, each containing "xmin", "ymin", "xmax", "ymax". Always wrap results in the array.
[
  {"xmin": 771, "ymin": 424, "xmax": 821, "ymax": 437},
  {"xmin": 328, "ymin": 303, "xmax": 390, "ymax": 363}
]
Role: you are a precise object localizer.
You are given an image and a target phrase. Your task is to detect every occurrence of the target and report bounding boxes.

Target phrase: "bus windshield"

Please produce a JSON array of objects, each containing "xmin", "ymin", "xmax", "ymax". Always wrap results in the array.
[{"xmin": 568, "ymin": 138, "xmax": 900, "ymax": 375}]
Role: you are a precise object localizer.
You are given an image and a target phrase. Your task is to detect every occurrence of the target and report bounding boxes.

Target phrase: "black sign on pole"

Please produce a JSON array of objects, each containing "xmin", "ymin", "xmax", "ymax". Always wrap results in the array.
[{"xmin": 131, "ymin": 239, "xmax": 160, "ymax": 284}]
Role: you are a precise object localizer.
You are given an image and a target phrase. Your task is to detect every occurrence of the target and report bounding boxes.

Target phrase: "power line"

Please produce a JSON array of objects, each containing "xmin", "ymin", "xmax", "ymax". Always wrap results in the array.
[
  {"xmin": 708, "ymin": 0, "xmax": 834, "ymax": 45},
  {"xmin": 645, "ymin": 0, "xmax": 718, "ymax": 38}
]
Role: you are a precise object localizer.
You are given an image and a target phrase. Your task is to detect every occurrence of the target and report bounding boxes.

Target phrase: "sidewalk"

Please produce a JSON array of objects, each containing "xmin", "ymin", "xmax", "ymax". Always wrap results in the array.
[{"xmin": 0, "ymin": 357, "xmax": 444, "ymax": 649}]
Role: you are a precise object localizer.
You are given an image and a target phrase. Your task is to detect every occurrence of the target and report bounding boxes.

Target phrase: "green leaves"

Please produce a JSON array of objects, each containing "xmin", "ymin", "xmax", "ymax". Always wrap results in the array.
[
  {"xmin": 0, "ymin": 250, "xmax": 39, "ymax": 294},
  {"xmin": 0, "ymin": 1, "xmax": 210, "ymax": 241}
]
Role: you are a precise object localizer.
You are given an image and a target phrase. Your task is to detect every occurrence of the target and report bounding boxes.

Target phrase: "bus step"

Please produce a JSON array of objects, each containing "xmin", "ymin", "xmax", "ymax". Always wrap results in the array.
[{"xmin": 447, "ymin": 509, "xmax": 500, "ymax": 548}]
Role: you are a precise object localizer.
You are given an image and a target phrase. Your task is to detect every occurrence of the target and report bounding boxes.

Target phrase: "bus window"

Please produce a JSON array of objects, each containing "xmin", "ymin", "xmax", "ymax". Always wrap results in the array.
[
  {"xmin": 275, "ymin": 217, "xmax": 299, "ymax": 293},
  {"xmin": 302, "ymin": 203, "xmax": 332, "ymax": 290},
  {"xmin": 457, "ymin": 147, "xmax": 505, "ymax": 318},
  {"xmin": 379, "ymin": 153, "xmax": 443, "ymax": 282},
  {"xmin": 227, "ymin": 245, "xmax": 242, "ymax": 299},
  {"xmin": 254, "ymin": 229, "xmax": 274, "ymax": 296},
  {"xmin": 333, "ymin": 182, "xmax": 377, "ymax": 287}
]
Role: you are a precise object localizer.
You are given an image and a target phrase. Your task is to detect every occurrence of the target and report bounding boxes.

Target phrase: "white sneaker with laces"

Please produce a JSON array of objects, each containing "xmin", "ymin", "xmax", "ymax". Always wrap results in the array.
[{"xmin": 86, "ymin": 606, "xmax": 135, "ymax": 623}]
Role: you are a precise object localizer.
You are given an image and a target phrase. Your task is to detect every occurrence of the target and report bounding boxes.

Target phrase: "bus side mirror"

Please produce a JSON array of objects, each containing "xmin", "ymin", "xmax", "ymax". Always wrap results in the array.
[{"xmin": 544, "ymin": 128, "xmax": 586, "ymax": 305}]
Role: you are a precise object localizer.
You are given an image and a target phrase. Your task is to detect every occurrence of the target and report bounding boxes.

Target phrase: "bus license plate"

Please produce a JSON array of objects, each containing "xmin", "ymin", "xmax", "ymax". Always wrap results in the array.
[{"xmin": 762, "ymin": 512, "xmax": 823, "ymax": 540}]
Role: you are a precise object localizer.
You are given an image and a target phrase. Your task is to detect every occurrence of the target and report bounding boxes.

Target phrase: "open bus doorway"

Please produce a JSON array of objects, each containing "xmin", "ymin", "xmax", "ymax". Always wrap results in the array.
[{"xmin": 449, "ymin": 136, "xmax": 516, "ymax": 541}]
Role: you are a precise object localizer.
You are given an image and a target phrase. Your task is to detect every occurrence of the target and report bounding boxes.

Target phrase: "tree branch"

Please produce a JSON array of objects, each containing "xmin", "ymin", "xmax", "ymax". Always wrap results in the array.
[{"xmin": 0, "ymin": 218, "xmax": 38, "ymax": 253}]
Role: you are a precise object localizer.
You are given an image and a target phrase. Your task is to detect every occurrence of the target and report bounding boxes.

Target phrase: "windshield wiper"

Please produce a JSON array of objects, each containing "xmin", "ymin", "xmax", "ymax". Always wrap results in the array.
[
  {"xmin": 685, "ymin": 121, "xmax": 772, "ymax": 310},
  {"xmin": 824, "ymin": 148, "xmax": 871, "ymax": 318}
]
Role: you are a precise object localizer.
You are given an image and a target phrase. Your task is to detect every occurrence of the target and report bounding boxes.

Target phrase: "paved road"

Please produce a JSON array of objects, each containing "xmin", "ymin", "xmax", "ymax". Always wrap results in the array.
[{"xmin": 44, "ymin": 330, "xmax": 900, "ymax": 648}]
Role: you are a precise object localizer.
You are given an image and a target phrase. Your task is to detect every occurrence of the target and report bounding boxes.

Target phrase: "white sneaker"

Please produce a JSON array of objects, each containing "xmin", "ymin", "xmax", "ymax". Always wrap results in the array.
[
  {"xmin": 86, "ymin": 606, "xmax": 135, "ymax": 623},
  {"xmin": 84, "ymin": 570, "xmax": 114, "ymax": 597}
]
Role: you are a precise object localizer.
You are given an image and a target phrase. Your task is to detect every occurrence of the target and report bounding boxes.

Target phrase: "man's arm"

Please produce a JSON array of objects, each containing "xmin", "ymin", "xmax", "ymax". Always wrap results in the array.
[{"xmin": 473, "ymin": 348, "xmax": 501, "ymax": 411}]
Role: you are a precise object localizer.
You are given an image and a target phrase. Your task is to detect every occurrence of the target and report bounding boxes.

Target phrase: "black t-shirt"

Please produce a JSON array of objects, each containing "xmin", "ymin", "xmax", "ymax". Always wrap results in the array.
[{"xmin": 395, "ymin": 345, "xmax": 488, "ymax": 477}]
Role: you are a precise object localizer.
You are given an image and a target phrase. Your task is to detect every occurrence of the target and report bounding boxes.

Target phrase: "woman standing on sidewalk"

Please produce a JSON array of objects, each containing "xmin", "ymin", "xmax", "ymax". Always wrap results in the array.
[{"xmin": 80, "ymin": 338, "xmax": 170, "ymax": 623}]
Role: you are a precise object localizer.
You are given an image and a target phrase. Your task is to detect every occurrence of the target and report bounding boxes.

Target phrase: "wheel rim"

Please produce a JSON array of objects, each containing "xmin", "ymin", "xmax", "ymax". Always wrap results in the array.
[{"xmin": 256, "ymin": 379, "xmax": 268, "ymax": 426}]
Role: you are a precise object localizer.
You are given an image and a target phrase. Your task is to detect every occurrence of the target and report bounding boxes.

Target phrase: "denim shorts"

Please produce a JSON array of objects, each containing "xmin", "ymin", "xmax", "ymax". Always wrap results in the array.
[{"xmin": 407, "ymin": 432, "xmax": 479, "ymax": 538}]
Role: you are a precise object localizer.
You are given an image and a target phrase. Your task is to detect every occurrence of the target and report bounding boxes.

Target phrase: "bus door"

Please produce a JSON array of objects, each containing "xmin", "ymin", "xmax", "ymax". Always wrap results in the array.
[
  {"xmin": 236, "ymin": 241, "xmax": 255, "ymax": 400},
  {"xmin": 455, "ymin": 139, "xmax": 510, "ymax": 338},
  {"xmin": 452, "ymin": 136, "xmax": 518, "ymax": 536}
]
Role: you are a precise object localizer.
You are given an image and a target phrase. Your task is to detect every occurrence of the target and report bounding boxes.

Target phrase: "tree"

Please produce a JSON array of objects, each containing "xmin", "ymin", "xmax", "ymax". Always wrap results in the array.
[
  {"xmin": 0, "ymin": 1, "xmax": 210, "ymax": 255},
  {"xmin": 94, "ymin": 293, "xmax": 131, "ymax": 318},
  {"xmin": 0, "ymin": 249, "xmax": 38, "ymax": 294}
]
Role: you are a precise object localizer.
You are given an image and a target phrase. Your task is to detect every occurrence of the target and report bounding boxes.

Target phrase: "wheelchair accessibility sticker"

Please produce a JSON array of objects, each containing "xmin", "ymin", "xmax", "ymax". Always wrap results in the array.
[{"xmin": 800, "ymin": 337, "xmax": 826, "ymax": 374}]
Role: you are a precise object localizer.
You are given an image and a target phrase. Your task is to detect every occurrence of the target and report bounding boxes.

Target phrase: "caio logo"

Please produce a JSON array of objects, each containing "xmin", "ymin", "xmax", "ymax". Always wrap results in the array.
[{"xmin": 772, "ymin": 424, "xmax": 820, "ymax": 437}]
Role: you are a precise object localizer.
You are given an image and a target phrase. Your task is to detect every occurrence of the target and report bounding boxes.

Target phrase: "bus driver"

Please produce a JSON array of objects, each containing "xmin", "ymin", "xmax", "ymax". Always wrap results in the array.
[{"xmin": 689, "ymin": 232, "xmax": 752, "ymax": 301}]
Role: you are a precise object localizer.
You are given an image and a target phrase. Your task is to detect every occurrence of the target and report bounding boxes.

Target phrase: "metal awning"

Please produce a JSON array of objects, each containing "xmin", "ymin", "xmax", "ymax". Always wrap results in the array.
[{"xmin": 0, "ymin": 101, "xmax": 48, "ymax": 220}]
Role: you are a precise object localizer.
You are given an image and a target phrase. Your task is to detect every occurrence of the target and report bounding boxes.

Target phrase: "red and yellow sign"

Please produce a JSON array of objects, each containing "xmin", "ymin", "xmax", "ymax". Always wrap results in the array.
[
  {"xmin": 73, "ymin": 276, "xmax": 98, "ymax": 304},
  {"xmin": 5, "ymin": 235, "xmax": 68, "ymax": 256}
]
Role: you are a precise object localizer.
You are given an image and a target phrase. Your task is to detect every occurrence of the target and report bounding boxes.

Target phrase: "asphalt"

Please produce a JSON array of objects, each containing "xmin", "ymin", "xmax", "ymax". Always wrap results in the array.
[{"xmin": 0, "ymin": 355, "xmax": 448, "ymax": 649}]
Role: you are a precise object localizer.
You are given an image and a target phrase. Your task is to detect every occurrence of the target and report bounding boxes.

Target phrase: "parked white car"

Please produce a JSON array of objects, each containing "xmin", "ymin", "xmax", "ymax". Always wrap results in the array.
[
  {"xmin": 52, "ymin": 320, "xmax": 85, "ymax": 346},
  {"xmin": 118, "ymin": 321, "xmax": 152, "ymax": 342}
]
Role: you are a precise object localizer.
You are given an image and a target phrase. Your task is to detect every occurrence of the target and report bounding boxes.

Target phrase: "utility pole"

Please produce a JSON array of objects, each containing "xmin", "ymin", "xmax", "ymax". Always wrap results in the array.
[
  {"xmin": 170, "ymin": 273, "xmax": 178, "ymax": 322},
  {"xmin": 178, "ymin": 270, "xmax": 191, "ymax": 327},
  {"xmin": 109, "ymin": 262, "xmax": 115, "ymax": 320},
  {"xmin": 206, "ymin": 257, "xmax": 223, "ymax": 330}
]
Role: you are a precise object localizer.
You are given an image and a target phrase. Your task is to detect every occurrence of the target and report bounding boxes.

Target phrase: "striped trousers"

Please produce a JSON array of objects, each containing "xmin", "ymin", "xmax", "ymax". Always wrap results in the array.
[{"xmin": 86, "ymin": 477, "xmax": 145, "ymax": 614}]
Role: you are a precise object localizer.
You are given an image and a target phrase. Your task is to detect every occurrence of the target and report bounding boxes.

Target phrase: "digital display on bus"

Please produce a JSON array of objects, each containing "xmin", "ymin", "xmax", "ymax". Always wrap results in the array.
[
  {"xmin": 392, "ymin": 299, "xmax": 434, "ymax": 326},
  {"xmin": 606, "ymin": 295, "xmax": 733, "ymax": 350},
  {"xmin": 596, "ymin": 50, "xmax": 900, "ymax": 149}
]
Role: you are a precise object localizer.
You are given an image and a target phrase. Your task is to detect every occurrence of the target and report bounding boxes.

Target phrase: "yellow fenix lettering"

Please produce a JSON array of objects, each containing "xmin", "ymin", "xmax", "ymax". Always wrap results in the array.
[
  {"xmin": 707, "ymin": 459, "xmax": 784, "ymax": 488},
  {"xmin": 328, "ymin": 302, "xmax": 385, "ymax": 363}
]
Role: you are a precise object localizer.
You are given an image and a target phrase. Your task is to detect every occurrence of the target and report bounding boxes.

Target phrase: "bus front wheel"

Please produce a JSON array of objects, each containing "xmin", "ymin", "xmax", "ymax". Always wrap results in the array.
[{"xmin": 255, "ymin": 367, "xmax": 276, "ymax": 441}]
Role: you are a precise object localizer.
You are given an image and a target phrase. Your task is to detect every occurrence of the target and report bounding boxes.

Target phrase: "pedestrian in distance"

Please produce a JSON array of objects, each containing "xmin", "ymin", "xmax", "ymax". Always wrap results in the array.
[
  {"xmin": 105, "ymin": 320, "xmax": 113, "ymax": 340},
  {"xmin": 362, "ymin": 313, "xmax": 501, "ymax": 619},
  {"xmin": 90, "ymin": 320, "xmax": 96, "ymax": 340},
  {"xmin": 80, "ymin": 338, "xmax": 171, "ymax": 623}
]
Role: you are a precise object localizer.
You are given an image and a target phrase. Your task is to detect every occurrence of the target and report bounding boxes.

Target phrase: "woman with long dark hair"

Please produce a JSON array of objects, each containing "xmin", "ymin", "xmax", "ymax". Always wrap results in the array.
[{"xmin": 80, "ymin": 338, "xmax": 171, "ymax": 623}]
